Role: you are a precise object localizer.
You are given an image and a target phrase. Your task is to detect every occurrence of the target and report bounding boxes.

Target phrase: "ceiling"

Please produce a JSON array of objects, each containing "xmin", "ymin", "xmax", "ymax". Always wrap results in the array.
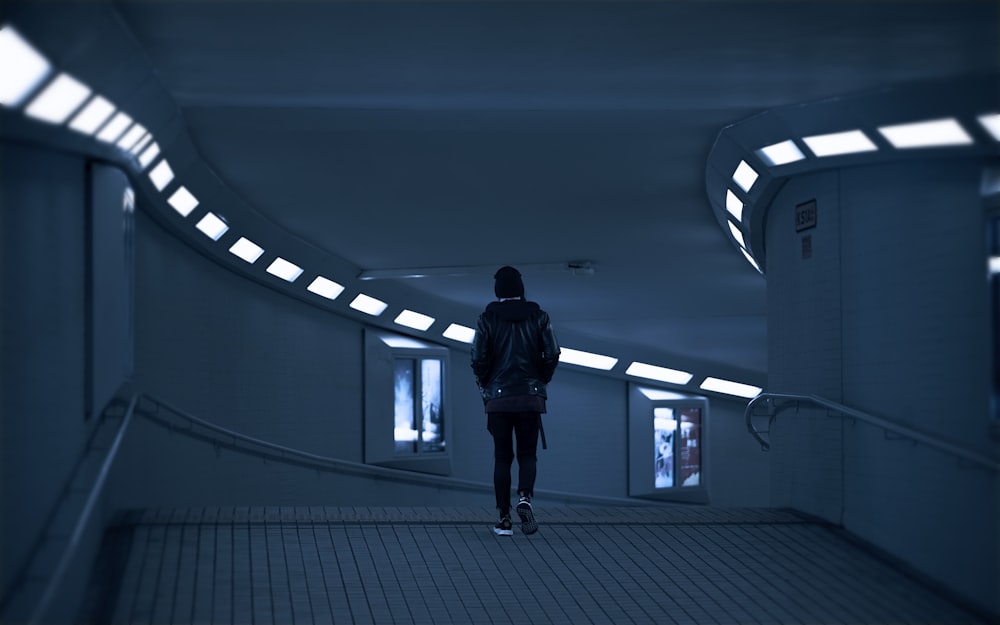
[{"xmin": 12, "ymin": 1, "xmax": 1000, "ymax": 378}]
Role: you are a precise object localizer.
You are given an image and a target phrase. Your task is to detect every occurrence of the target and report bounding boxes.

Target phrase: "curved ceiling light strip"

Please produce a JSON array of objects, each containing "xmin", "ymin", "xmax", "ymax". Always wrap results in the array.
[
  {"xmin": 0, "ymin": 21, "xmax": 764, "ymax": 400},
  {"xmin": 707, "ymin": 73, "xmax": 1000, "ymax": 277}
]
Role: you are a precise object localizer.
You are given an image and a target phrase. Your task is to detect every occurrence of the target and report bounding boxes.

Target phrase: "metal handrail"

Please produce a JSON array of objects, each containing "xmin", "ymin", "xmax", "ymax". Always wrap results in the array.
[
  {"xmin": 27, "ymin": 391, "xmax": 139, "ymax": 625},
  {"xmin": 135, "ymin": 393, "xmax": 654, "ymax": 507},
  {"xmin": 745, "ymin": 392, "xmax": 1000, "ymax": 473},
  {"xmin": 136, "ymin": 395, "xmax": 485, "ymax": 493}
]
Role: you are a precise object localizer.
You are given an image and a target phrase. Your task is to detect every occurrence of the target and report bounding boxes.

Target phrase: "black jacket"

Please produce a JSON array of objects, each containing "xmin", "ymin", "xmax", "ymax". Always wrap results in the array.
[{"xmin": 471, "ymin": 299, "xmax": 560, "ymax": 401}]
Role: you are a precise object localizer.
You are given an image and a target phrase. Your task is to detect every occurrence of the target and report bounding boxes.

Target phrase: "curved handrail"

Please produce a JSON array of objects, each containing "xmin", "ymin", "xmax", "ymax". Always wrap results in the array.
[
  {"xmin": 745, "ymin": 392, "xmax": 1000, "ymax": 473},
  {"xmin": 136, "ymin": 394, "xmax": 488, "ymax": 493},
  {"xmin": 27, "ymin": 391, "xmax": 139, "ymax": 625},
  {"xmin": 135, "ymin": 393, "xmax": 654, "ymax": 507}
]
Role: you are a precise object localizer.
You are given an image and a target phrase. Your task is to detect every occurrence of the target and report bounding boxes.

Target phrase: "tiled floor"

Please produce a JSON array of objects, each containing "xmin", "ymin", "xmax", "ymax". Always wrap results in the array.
[{"xmin": 84, "ymin": 506, "xmax": 987, "ymax": 625}]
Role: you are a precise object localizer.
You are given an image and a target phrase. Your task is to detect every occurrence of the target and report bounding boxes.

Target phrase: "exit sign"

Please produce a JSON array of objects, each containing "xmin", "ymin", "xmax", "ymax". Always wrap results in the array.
[{"xmin": 796, "ymin": 199, "xmax": 817, "ymax": 232}]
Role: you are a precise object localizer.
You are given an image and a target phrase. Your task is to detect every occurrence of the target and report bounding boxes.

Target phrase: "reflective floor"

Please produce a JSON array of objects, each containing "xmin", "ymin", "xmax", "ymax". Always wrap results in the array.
[{"xmin": 84, "ymin": 506, "xmax": 986, "ymax": 625}]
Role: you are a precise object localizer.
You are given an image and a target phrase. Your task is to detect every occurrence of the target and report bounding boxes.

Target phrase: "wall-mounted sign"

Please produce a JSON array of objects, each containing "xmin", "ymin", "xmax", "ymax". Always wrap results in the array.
[{"xmin": 796, "ymin": 199, "xmax": 817, "ymax": 232}]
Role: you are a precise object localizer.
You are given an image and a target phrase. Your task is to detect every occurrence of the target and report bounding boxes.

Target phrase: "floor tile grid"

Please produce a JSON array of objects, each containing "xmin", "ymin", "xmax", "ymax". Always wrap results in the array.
[
  {"xmin": 472, "ymin": 526, "xmax": 564, "ymax": 625},
  {"xmin": 604, "ymin": 524, "xmax": 730, "ymax": 625},
  {"xmin": 685, "ymin": 524, "xmax": 820, "ymax": 625},
  {"xmin": 566, "ymin": 524, "xmax": 692, "ymax": 625},
  {"xmin": 714, "ymin": 523, "xmax": 861, "ymax": 624},
  {"xmin": 101, "ymin": 509, "xmax": 988, "ymax": 625},
  {"xmin": 762, "ymin": 522, "xmax": 970, "ymax": 625},
  {"xmin": 365, "ymin": 525, "xmax": 423, "ymax": 625},
  {"xmin": 515, "ymin": 524, "xmax": 668, "ymax": 625},
  {"xmin": 453, "ymin": 523, "xmax": 535, "ymax": 625},
  {"xmin": 756, "ymin": 523, "xmax": 903, "ymax": 624},
  {"xmin": 478, "ymin": 526, "xmax": 582, "ymax": 625},
  {"xmin": 628, "ymin": 524, "xmax": 777, "ymax": 625},
  {"xmin": 117, "ymin": 506, "xmax": 809, "ymax": 527},
  {"xmin": 397, "ymin": 525, "xmax": 463, "ymax": 625}
]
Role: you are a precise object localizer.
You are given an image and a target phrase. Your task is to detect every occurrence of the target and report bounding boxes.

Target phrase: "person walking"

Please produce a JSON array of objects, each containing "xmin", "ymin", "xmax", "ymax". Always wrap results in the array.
[{"xmin": 471, "ymin": 266, "xmax": 560, "ymax": 536}]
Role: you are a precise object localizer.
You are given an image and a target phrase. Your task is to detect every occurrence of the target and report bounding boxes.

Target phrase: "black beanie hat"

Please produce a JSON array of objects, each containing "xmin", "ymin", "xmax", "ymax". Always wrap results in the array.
[{"xmin": 494, "ymin": 265, "xmax": 525, "ymax": 299}]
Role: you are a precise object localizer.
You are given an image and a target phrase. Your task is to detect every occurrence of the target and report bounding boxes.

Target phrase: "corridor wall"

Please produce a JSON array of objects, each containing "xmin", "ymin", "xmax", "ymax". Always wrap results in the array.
[
  {"xmin": 0, "ymin": 142, "xmax": 132, "ymax": 622},
  {"xmin": 109, "ymin": 200, "xmax": 770, "ymax": 510},
  {"xmin": 765, "ymin": 159, "xmax": 999, "ymax": 616}
]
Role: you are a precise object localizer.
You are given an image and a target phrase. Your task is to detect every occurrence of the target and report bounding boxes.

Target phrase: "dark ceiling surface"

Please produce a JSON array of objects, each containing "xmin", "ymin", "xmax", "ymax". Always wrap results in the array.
[{"xmin": 110, "ymin": 0, "xmax": 998, "ymax": 374}]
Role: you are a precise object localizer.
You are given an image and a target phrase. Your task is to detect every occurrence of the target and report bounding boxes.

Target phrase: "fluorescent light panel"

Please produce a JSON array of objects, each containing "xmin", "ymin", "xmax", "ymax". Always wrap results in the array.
[
  {"xmin": 195, "ymin": 212, "xmax": 228, "ymax": 240},
  {"xmin": 443, "ymin": 323, "xmax": 476, "ymax": 343},
  {"xmin": 978, "ymin": 113, "xmax": 1000, "ymax": 142},
  {"xmin": 700, "ymin": 376, "xmax": 761, "ymax": 398},
  {"xmin": 138, "ymin": 142, "xmax": 161, "ymax": 169},
  {"xmin": 266, "ymin": 257, "xmax": 303, "ymax": 282},
  {"xmin": 229, "ymin": 237, "xmax": 264, "ymax": 263},
  {"xmin": 148, "ymin": 159, "xmax": 174, "ymax": 191},
  {"xmin": 757, "ymin": 139, "xmax": 805, "ymax": 166},
  {"xmin": 802, "ymin": 129, "xmax": 877, "ymax": 157},
  {"xmin": 878, "ymin": 118, "xmax": 973, "ymax": 149},
  {"xmin": 638, "ymin": 387, "xmax": 689, "ymax": 401},
  {"xmin": 350, "ymin": 294, "xmax": 388, "ymax": 316},
  {"xmin": 559, "ymin": 347, "xmax": 618, "ymax": 371},
  {"xmin": 95, "ymin": 111, "xmax": 132, "ymax": 143},
  {"xmin": 625, "ymin": 362, "xmax": 693, "ymax": 385},
  {"xmin": 394, "ymin": 309, "xmax": 435, "ymax": 331},
  {"xmin": 732, "ymin": 160, "xmax": 759, "ymax": 193},
  {"xmin": 307, "ymin": 276, "xmax": 345, "ymax": 300},
  {"xmin": 740, "ymin": 247, "xmax": 762, "ymax": 273},
  {"xmin": 167, "ymin": 186, "xmax": 198, "ymax": 216},
  {"xmin": 68, "ymin": 95, "xmax": 115, "ymax": 135},
  {"xmin": 725, "ymin": 189, "xmax": 743, "ymax": 221},
  {"xmin": 129, "ymin": 132, "xmax": 153, "ymax": 156},
  {"xmin": 381, "ymin": 336, "xmax": 431, "ymax": 349},
  {"xmin": 116, "ymin": 123, "xmax": 147, "ymax": 151},
  {"xmin": 0, "ymin": 25, "xmax": 51, "ymax": 107},
  {"xmin": 728, "ymin": 221, "xmax": 746, "ymax": 249},
  {"xmin": 23, "ymin": 73, "xmax": 90, "ymax": 123},
  {"xmin": 990, "ymin": 256, "xmax": 1000, "ymax": 276}
]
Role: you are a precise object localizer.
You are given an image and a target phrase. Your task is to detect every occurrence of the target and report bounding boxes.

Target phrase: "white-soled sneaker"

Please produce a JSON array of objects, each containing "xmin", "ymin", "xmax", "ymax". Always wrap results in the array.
[
  {"xmin": 516, "ymin": 497, "xmax": 537, "ymax": 535},
  {"xmin": 493, "ymin": 514, "xmax": 513, "ymax": 536}
]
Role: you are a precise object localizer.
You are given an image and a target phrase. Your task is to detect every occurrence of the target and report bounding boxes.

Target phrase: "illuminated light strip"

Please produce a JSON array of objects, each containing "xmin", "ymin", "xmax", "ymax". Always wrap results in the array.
[
  {"xmin": 732, "ymin": 160, "xmax": 758, "ymax": 193},
  {"xmin": 148, "ymin": 160, "xmax": 174, "ymax": 191},
  {"xmin": 625, "ymin": 362, "xmax": 692, "ymax": 385},
  {"xmin": 307, "ymin": 276, "xmax": 345, "ymax": 300},
  {"xmin": 878, "ymin": 117, "xmax": 973, "ymax": 149},
  {"xmin": 740, "ymin": 247, "xmax": 762, "ymax": 273},
  {"xmin": 699, "ymin": 376, "xmax": 761, "ymax": 398},
  {"xmin": 229, "ymin": 237, "xmax": 264, "ymax": 264},
  {"xmin": 195, "ymin": 212, "xmax": 228, "ymax": 240},
  {"xmin": 95, "ymin": 111, "xmax": 132, "ymax": 143},
  {"xmin": 728, "ymin": 221, "xmax": 746, "ymax": 249},
  {"xmin": 978, "ymin": 113, "xmax": 1000, "ymax": 142},
  {"xmin": 129, "ymin": 132, "xmax": 153, "ymax": 156},
  {"xmin": 394, "ymin": 309, "xmax": 435, "ymax": 331},
  {"xmin": 23, "ymin": 73, "xmax": 90, "ymax": 124},
  {"xmin": 757, "ymin": 139, "xmax": 805, "ymax": 166},
  {"xmin": 559, "ymin": 347, "xmax": 618, "ymax": 370},
  {"xmin": 442, "ymin": 323, "xmax": 475, "ymax": 343},
  {"xmin": 116, "ymin": 123, "xmax": 147, "ymax": 151},
  {"xmin": 990, "ymin": 256, "xmax": 1000, "ymax": 276},
  {"xmin": 137, "ymin": 142, "xmax": 161, "ymax": 169},
  {"xmin": 266, "ymin": 257, "xmax": 303, "ymax": 282},
  {"xmin": 0, "ymin": 24, "xmax": 52, "ymax": 107},
  {"xmin": 802, "ymin": 129, "xmax": 877, "ymax": 157},
  {"xmin": 167, "ymin": 186, "xmax": 198, "ymax": 216},
  {"xmin": 350, "ymin": 293, "xmax": 388, "ymax": 316},
  {"xmin": 638, "ymin": 387, "xmax": 689, "ymax": 400},
  {"xmin": 68, "ymin": 95, "xmax": 115, "ymax": 135},
  {"xmin": 725, "ymin": 189, "xmax": 743, "ymax": 221}
]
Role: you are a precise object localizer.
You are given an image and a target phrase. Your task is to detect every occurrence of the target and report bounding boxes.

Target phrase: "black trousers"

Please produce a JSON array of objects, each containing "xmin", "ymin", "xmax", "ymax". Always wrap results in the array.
[{"xmin": 487, "ymin": 411, "xmax": 540, "ymax": 513}]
